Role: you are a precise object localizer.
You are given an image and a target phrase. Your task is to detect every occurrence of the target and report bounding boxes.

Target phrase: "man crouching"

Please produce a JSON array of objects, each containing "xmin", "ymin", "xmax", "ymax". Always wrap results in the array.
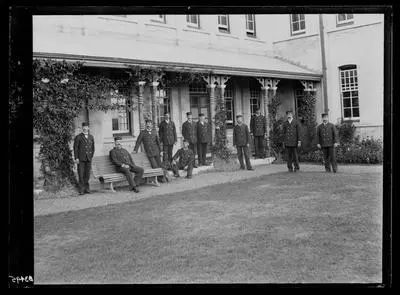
[{"xmin": 171, "ymin": 139, "xmax": 195, "ymax": 179}]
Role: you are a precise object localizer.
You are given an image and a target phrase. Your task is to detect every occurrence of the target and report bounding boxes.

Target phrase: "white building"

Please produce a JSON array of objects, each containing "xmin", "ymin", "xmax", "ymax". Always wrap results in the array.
[{"xmin": 32, "ymin": 13, "xmax": 383, "ymax": 171}]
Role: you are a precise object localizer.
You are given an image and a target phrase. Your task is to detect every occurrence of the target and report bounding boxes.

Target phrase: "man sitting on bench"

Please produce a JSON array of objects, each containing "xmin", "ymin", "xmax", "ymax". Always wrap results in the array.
[
  {"xmin": 171, "ymin": 139, "xmax": 195, "ymax": 179},
  {"xmin": 109, "ymin": 136, "xmax": 144, "ymax": 193}
]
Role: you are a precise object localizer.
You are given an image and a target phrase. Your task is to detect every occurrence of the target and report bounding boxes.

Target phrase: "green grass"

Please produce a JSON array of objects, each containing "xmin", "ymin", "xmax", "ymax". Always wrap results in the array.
[{"xmin": 35, "ymin": 169, "xmax": 382, "ymax": 284}]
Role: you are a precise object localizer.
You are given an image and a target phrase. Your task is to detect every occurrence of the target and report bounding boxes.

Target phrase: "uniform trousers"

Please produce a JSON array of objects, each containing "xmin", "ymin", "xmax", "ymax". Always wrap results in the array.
[
  {"xmin": 188, "ymin": 143, "xmax": 198, "ymax": 164},
  {"xmin": 117, "ymin": 165, "xmax": 144, "ymax": 189},
  {"xmin": 162, "ymin": 145, "xmax": 174, "ymax": 167},
  {"xmin": 171, "ymin": 161, "xmax": 193, "ymax": 177},
  {"xmin": 77, "ymin": 161, "xmax": 91, "ymax": 193},
  {"xmin": 197, "ymin": 143, "xmax": 208, "ymax": 165},
  {"xmin": 253, "ymin": 135, "xmax": 265, "ymax": 158},
  {"xmin": 236, "ymin": 145, "xmax": 252, "ymax": 170},
  {"xmin": 285, "ymin": 146, "xmax": 300, "ymax": 171},
  {"xmin": 322, "ymin": 146, "xmax": 337, "ymax": 172}
]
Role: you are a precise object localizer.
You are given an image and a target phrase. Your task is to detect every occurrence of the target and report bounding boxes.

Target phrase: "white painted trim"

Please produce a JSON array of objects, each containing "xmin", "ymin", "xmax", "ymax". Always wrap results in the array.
[
  {"xmin": 144, "ymin": 22, "xmax": 177, "ymax": 31},
  {"xmin": 244, "ymin": 37, "xmax": 266, "ymax": 43},
  {"xmin": 273, "ymin": 33, "xmax": 319, "ymax": 44},
  {"xmin": 326, "ymin": 21, "xmax": 383, "ymax": 34},
  {"xmin": 182, "ymin": 28, "xmax": 210, "ymax": 35},
  {"xmin": 216, "ymin": 33, "xmax": 239, "ymax": 39},
  {"xmin": 97, "ymin": 16, "xmax": 138, "ymax": 24}
]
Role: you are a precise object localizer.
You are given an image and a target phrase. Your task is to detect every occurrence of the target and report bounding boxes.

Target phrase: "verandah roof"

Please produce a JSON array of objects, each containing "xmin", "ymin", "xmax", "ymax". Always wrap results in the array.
[{"xmin": 33, "ymin": 33, "xmax": 321, "ymax": 81}]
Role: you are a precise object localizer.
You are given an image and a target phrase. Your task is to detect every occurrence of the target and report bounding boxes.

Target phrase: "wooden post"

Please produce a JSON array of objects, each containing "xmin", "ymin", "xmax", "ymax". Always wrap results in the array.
[
  {"xmin": 208, "ymin": 83, "xmax": 216, "ymax": 144},
  {"xmin": 137, "ymin": 81, "xmax": 146, "ymax": 131},
  {"xmin": 150, "ymin": 81, "xmax": 159, "ymax": 126}
]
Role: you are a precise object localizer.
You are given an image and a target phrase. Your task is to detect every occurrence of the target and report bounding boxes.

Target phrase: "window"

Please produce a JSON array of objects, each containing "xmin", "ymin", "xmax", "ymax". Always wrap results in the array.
[
  {"xmin": 290, "ymin": 14, "xmax": 306, "ymax": 35},
  {"xmin": 111, "ymin": 90, "xmax": 131, "ymax": 134},
  {"xmin": 189, "ymin": 83, "xmax": 209, "ymax": 121},
  {"xmin": 337, "ymin": 14, "xmax": 354, "ymax": 26},
  {"xmin": 152, "ymin": 14, "xmax": 166, "ymax": 23},
  {"xmin": 339, "ymin": 65, "xmax": 360, "ymax": 120},
  {"xmin": 225, "ymin": 85, "xmax": 234, "ymax": 127},
  {"xmin": 186, "ymin": 14, "xmax": 200, "ymax": 29},
  {"xmin": 294, "ymin": 89, "xmax": 305, "ymax": 120},
  {"xmin": 156, "ymin": 87, "xmax": 171, "ymax": 125},
  {"xmin": 218, "ymin": 14, "xmax": 230, "ymax": 33},
  {"xmin": 249, "ymin": 80, "xmax": 261, "ymax": 116},
  {"xmin": 245, "ymin": 14, "xmax": 256, "ymax": 37}
]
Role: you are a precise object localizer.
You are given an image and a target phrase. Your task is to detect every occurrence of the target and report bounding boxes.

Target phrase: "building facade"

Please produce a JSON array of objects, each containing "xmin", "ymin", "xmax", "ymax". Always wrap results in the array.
[
  {"xmin": 270, "ymin": 13, "xmax": 384, "ymax": 139},
  {"xmin": 33, "ymin": 13, "xmax": 383, "ymax": 177}
]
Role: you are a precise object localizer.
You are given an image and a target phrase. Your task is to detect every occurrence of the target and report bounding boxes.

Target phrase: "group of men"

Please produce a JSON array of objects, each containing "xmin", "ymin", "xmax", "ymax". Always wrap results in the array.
[{"xmin": 73, "ymin": 109, "xmax": 339, "ymax": 195}]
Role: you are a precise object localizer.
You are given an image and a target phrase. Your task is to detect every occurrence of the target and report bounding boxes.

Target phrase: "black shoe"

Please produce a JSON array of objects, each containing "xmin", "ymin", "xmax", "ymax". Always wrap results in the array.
[
  {"xmin": 186, "ymin": 175, "xmax": 192, "ymax": 179},
  {"xmin": 193, "ymin": 165, "xmax": 198, "ymax": 168},
  {"xmin": 247, "ymin": 167, "xmax": 254, "ymax": 171},
  {"xmin": 240, "ymin": 167, "xmax": 245, "ymax": 170},
  {"xmin": 175, "ymin": 174, "xmax": 180, "ymax": 178},
  {"xmin": 325, "ymin": 169, "xmax": 331, "ymax": 173},
  {"xmin": 79, "ymin": 191, "xmax": 85, "ymax": 195},
  {"xmin": 294, "ymin": 168, "xmax": 299, "ymax": 172},
  {"xmin": 132, "ymin": 187, "xmax": 140, "ymax": 193},
  {"xmin": 84, "ymin": 190, "xmax": 92, "ymax": 194}
]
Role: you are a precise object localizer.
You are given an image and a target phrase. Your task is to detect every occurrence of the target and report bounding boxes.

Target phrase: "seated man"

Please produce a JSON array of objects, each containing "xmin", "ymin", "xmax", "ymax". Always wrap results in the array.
[
  {"xmin": 109, "ymin": 136, "xmax": 144, "ymax": 193},
  {"xmin": 171, "ymin": 139, "xmax": 195, "ymax": 179}
]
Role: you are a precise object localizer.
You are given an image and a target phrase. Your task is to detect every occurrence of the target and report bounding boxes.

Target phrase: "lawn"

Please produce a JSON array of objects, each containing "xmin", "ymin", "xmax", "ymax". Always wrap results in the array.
[{"xmin": 34, "ymin": 168, "xmax": 383, "ymax": 284}]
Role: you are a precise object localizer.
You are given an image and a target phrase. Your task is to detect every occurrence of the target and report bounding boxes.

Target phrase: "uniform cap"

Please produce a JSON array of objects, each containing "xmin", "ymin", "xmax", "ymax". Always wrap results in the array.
[{"xmin": 82, "ymin": 122, "xmax": 89, "ymax": 127}]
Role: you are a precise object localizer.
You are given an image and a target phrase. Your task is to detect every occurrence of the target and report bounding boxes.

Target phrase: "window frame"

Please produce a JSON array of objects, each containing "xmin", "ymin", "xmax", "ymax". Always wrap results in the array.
[
  {"xmin": 290, "ymin": 14, "xmax": 306, "ymax": 36},
  {"xmin": 245, "ymin": 14, "xmax": 256, "ymax": 37},
  {"xmin": 218, "ymin": 14, "xmax": 230, "ymax": 33},
  {"xmin": 336, "ymin": 13, "xmax": 354, "ymax": 26},
  {"xmin": 189, "ymin": 83, "xmax": 209, "ymax": 122},
  {"xmin": 339, "ymin": 65, "xmax": 360, "ymax": 121},
  {"xmin": 186, "ymin": 14, "xmax": 200, "ymax": 29},
  {"xmin": 110, "ymin": 90, "xmax": 132, "ymax": 136},
  {"xmin": 151, "ymin": 14, "xmax": 167, "ymax": 24},
  {"xmin": 249, "ymin": 87, "xmax": 261, "ymax": 117},
  {"xmin": 224, "ymin": 84, "xmax": 235, "ymax": 128},
  {"xmin": 156, "ymin": 86, "xmax": 171, "ymax": 125}
]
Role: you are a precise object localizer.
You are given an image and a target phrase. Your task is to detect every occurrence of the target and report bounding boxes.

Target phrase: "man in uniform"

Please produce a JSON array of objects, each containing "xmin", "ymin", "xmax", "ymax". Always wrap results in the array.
[
  {"xmin": 233, "ymin": 114, "xmax": 254, "ymax": 171},
  {"xmin": 250, "ymin": 108, "xmax": 266, "ymax": 158},
  {"xmin": 158, "ymin": 112, "xmax": 177, "ymax": 168},
  {"xmin": 109, "ymin": 136, "xmax": 144, "ymax": 193},
  {"xmin": 317, "ymin": 113, "xmax": 339, "ymax": 173},
  {"xmin": 182, "ymin": 111, "xmax": 198, "ymax": 168},
  {"xmin": 196, "ymin": 113, "xmax": 211, "ymax": 166},
  {"xmin": 282, "ymin": 110, "xmax": 301, "ymax": 172},
  {"xmin": 73, "ymin": 122, "xmax": 95, "ymax": 195},
  {"xmin": 170, "ymin": 139, "xmax": 195, "ymax": 179}
]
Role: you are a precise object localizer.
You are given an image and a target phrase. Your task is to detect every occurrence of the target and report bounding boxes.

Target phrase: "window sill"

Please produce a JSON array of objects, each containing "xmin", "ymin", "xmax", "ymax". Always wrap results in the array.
[
  {"xmin": 273, "ymin": 33, "xmax": 319, "ymax": 44},
  {"xmin": 244, "ymin": 37, "xmax": 265, "ymax": 43},
  {"xmin": 144, "ymin": 22, "xmax": 176, "ymax": 30},
  {"xmin": 112, "ymin": 133, "xmax": 135, "ymax": 138},
  {"xmin": 327, "ymin": 20, "xmax": 382, "ymax": 34},
  {"xmin": 97, "ymin": 16, "xmax": 138, "ymax": 24},
  {"xmin": 342, "ymin": 118, "xmax": 360, "ymax": 123},
  {"xmin": 336, "ymin": 20, "xmax": 354, "ymax": 27},
  {"xmin": 216, "ymin": 32, "xmax": 239, "ymax": 39},
  {"xmin": 183, "ymin": 27, "xmax": 210, "ymax": 35}
]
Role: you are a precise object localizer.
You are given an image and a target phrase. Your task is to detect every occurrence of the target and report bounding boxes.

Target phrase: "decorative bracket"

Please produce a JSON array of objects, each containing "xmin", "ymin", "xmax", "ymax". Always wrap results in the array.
[
  {"xmin": 256, "ymin": 77, "xmax": 280, "ymax": 92},
  {"xmin": 201, "ymin": 74, "xmax": 231, "ymax": 87},
  {"xmin": 300, "ymin": 80, "xmax": 316, "ymax": 92}
]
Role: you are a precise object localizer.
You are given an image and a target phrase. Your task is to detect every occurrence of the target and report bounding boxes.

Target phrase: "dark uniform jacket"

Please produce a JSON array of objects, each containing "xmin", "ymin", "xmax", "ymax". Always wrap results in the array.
[
  {"xmin": 109, "ymin": 147, "xmax": 135, "ymax": 168},
  {"xmin": 159, "ymin": 120, "xmax": 177, "ymax": 146},
  {"xmin": 282, "ymin": 119, "xmax": 301, "ymax": 147},
  {"xmin": 182, "ymin": 121, "xmax": 197, "ymax": 144},
  {"xmin": 172, "ymin": 148, "xmax": 194, "ymax": 167},
  {"xmin": 73, "ymin": 133, "xmax": 95, "ymax": 161},
  {"xmin": 233, "ymin": 124, "xmax": 250, "ymax": 147},
  {"xmin": 317, "ymin": 122, "xmax": 338, "ymax": 147},
  {"xmin": 134, "ymin": 129, "xmax": 161, "ymax": 157},
  {"xmin": 197, "ymin": 121, "xmax": 211, "ymax": 143},
  {"xmin": 250, "ymin": 115, "xmax": 266, "ymax": 136}
]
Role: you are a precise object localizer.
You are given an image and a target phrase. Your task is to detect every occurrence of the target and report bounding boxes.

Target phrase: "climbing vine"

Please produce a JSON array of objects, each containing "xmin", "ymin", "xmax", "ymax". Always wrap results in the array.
[
  {"xmin": 268, "ymin": 92, "xmax": 285, "ymax": 160},
  {"xmin": 33, "ymin": 59, "xmax": 132, "ymax": 191},
  {"xmin": 297, "ymin": 91, "xmax": 317, "ymax": 153}
]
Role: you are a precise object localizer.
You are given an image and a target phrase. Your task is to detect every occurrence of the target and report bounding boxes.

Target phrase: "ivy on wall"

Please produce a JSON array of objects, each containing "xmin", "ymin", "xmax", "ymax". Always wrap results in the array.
[
  {"xmin": 33, "ymin": 59, "xmax": 132, "ymax": 190},
  {"xmin": 297, "ymin": 91, "xmax": 317, "ymax": 154},
  {"xmin": 268, "ymin": 93, "xmax": 285, "ymax": 160}
]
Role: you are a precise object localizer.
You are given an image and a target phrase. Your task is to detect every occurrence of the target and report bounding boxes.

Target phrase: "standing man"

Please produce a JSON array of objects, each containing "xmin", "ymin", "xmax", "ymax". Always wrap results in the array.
[
  {"xmin": 250, "ymin": 108, "xmax": 266, "ymax": 158},
  {"xmin": 233, "ymin": 114, "xmax": 254, "ymax": 171},
  {"xmin": 158, "ymin": 112, "xmax": 177, "ymax": 168},
  {"xmin": 182, "ymin": 111, "xmax": 198, "ymax": 168},
  {"xmin": 196, "ymin": 113, "xmax": 211, "ymax": 166},
  {"xmin": 109, "ymin": 136, "xmax": 144, "ymax": 193},
  {"xmin": 134, "ymin": 119, "xmax": 166, "ymax": 183},
  {"xmin": 282, "ymin": 110, "xmax": 301, "ymax": 172},
  {"xmin": 170, "ymin": 139, "xmax": 195, "ymax": 179},
  {"xmin": 317, "ymin": 113, "xmax": 339, "ymax": 173},
  {"xmin": 73, "ymin": 122, "xmax": 95, "ymax": 195}
]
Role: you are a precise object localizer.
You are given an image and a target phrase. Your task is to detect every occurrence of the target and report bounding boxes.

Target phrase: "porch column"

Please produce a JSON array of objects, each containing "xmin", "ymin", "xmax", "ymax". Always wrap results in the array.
[
  {"xmin": 257, "ymin": 77, "xmax": 280, "ymax": 156},
  {"xmin": 137, "ymin": 81, "xmax": 146, "ymax": 131},
  {"xmin": 150, "ymin": 81, "xmax": 159, "ymax": 126},
  {"xmin": 209, "ymin": 83, "xmax": 217, "ymax": 143}
]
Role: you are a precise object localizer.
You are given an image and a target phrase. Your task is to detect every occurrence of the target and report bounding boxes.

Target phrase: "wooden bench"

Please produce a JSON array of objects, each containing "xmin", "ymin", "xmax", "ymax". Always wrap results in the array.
[{"xmin": 91, "ymin": 152, "xmax": 164, "ymax": 192}]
